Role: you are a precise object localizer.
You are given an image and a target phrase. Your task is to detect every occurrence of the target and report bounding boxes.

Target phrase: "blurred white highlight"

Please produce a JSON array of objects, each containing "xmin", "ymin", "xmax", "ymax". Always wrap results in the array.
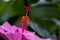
[
  {"xmin": 4, "ymin": 0, "xmax": 10, "ymax": 1},
  {"xmin": 31, "ymin": 0, "xmax": 49, "ymax": 7}
]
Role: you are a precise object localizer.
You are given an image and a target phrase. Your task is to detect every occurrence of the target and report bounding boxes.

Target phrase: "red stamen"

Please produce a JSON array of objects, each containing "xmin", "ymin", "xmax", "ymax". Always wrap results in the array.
[
  {"xmin": 21, "ymin": 6, "xmax": 30, "ymax": 40},
  {"xmin": 21, "ymin": 16, "xmax": 30, "ymax": 33}
]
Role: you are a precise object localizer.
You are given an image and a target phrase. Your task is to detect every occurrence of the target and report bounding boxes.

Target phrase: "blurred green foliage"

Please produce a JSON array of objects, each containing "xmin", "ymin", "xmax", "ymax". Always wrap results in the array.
[
  {"xmin": 0, "ymin": 0, "xmax": 60, "ymax": 40},
  {"xmin": 0, "ymin": 0, "xmax": 25, "ymax": 24}
]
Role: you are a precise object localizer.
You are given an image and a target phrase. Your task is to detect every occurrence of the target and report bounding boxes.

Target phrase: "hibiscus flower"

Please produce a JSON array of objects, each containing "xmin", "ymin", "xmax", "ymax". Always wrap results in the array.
[{"xmin": 0, "ymin": 21, "xmax": 52, "ymax": 40}]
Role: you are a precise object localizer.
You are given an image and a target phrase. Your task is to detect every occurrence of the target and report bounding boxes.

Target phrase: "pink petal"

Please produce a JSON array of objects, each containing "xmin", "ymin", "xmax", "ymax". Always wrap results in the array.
[
  {"xmin": 0, "ymin": 21, "xmax": 18, "ymax": 33},
  {"xmin": 0, "ymin": 21, "xmax": 52, "ymax": 40}
]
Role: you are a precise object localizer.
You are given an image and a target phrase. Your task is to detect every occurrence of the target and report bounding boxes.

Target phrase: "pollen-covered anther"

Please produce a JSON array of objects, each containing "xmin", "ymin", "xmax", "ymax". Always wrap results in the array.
[{"xmin": 21, "ymin": 16, "xmax": 30, "ymax": 26}]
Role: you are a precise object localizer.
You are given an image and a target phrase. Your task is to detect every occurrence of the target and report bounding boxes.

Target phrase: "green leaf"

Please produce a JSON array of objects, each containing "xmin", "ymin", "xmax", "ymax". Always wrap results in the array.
[
  {"xmin": 29, "ymin": 21, "xmax": 50, "ymax": 38},
  {"xmin": 30, "ymin": 4, "xmax": 60, "ymax": 19}
]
